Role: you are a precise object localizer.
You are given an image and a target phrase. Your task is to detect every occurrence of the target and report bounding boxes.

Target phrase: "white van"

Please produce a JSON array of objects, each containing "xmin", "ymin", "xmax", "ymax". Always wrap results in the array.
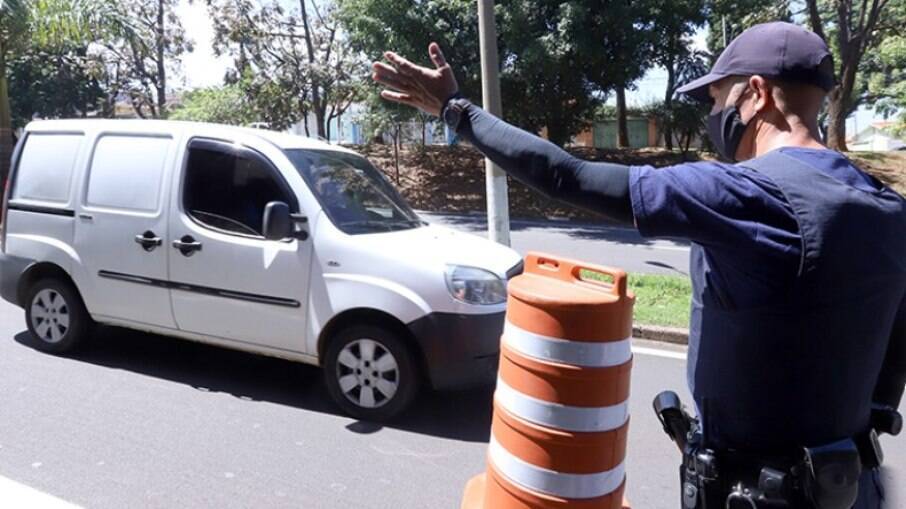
[{"xmin": 0, "ymin": 120, "xmax": 522, "ymax": 420}]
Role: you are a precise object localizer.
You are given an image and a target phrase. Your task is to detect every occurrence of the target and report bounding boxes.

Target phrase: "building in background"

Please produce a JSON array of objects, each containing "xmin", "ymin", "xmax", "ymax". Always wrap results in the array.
[
  {"xmin": 570, "ymin": 116, "xmax": 704, "ymax": 150},
  {"xmin": 847, "ymin": 121, "xmax": 906, "ymax": 152}
]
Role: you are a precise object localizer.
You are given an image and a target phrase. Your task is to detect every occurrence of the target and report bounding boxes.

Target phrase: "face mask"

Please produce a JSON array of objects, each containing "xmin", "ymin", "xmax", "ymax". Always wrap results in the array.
[{"xmin": 707, "ymin": 104, "xmax": 748, "ymax": 162}]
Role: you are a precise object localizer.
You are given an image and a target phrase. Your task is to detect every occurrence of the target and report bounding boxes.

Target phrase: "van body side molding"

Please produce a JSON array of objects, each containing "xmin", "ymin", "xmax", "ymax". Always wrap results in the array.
[
  {"xmin": 97, "ymin": 270, "xmax": 301, "ymax": 308},
  {"xmin": 7, "ymin": 203, "xmax": 75, "ymax": 217}
]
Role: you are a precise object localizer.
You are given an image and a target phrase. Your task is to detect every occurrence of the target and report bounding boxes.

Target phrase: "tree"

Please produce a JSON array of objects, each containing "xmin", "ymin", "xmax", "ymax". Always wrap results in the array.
[
  {"xmin": 339, "ymin": 0, "xmax": 483, "ymax": 101},
  {"xmin": 495, "ymin": 0, "xmax": 601, "ymax": 146},
  {"xmin": 358, "ymin": 91, "xmax": 417, "ymax": 183},
  {"xmin": 211, "ymin": 0, "xmax": 366, "ymax": 139},
  {"xmin": 341, "ymin": 0, "xmax": 600, "ymax": 146},
  {"xmin": 867, "ymin": 35, "xmax": 906, "ymax": 135},
  {"xmin": 97, "ymin": 0, "xmax": 193, "ymax": 118},
  {"xmin": 0, "ymin": 0, "xmax": 122, "ymax": 190},
  {"xmin": 647, "ymin": 0, "xmax": 708, "ymax": 150},
  {"xmin": 8, "ymin": 47, "xmax": 106, "ymax": 124},
  {"xmin": 565, "ymin": 0, "xmax": 656, "ymax": 148},
  {"xmin": 168, "ymin": 84, "xmax": 257, "ymax": 125},
  {"xmin": 805, "ymin": 0, "xmax": 903, "ymax": 151},
  {"xmin": 670, "ymin": 98, "xmax": 709, "ymax": 154},
  {"xmin": 706, "ymin": 0, "xmax": 792, "ymax": 55}
]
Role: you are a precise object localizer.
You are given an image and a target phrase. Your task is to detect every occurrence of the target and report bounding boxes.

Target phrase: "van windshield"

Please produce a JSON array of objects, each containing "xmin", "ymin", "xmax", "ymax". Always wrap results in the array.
[{"xmin": 284, "ymin": 149, "xmax": 423, "ymax": 235}]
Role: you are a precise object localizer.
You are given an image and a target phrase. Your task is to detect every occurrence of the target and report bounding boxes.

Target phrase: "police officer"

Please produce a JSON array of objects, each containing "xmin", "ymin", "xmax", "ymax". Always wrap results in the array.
[{"xmin": 372, "ymin": 21, "xmax": 905, "ymax": 508}]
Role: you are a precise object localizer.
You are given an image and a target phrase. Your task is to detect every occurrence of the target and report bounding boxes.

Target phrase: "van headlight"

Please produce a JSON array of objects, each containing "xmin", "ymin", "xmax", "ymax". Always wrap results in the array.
[{"xmin": 445, "ymin": 265, "xmax": 508, "ymax": 305}]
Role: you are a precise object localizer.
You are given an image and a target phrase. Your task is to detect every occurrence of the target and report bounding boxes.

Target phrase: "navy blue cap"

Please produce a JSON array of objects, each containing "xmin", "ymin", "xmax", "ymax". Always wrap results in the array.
[{"xmin": 677, "ymin": 22, "xmax": 835, "ymax": 102}]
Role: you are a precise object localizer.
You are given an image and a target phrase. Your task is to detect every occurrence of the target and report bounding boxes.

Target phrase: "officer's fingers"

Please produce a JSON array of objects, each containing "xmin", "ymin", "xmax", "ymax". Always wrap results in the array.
[
  {"xmin": 428, "ymin": 42, "xmax": 448, "ymax": 69},
  {"xmin": 372, "ymin": 62, "xmax": 405, "ymax": 82},
  {"xmin": 372, "ymin": 66, "xmax": 414, "ymax": 93},
  {"xmin": 380, "ymin": 90, "xmax": 420, "ymax": 108},
  {"xmin": 384, "ymin": 51, "xmax": 425, "ymax": 78}
]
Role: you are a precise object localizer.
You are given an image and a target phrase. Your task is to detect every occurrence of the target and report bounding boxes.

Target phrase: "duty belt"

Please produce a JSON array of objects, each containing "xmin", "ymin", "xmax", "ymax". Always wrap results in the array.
[{"xmin": 653, "ymin": 391, "xmax": 903, "ymax": 509}]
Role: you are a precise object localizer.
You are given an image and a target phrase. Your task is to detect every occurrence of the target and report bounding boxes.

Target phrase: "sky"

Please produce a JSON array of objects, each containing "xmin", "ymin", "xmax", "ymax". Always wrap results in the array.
[{"xmin": 172, "ymin": 0, "xmax": 882, "ymax": 136}]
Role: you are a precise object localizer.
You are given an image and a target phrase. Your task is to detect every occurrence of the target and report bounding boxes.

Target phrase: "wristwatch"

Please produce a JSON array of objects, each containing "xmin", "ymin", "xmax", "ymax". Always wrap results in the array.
[{"xmin": 441, "ymin": 94, "xmax": 469, "ymax": 133}]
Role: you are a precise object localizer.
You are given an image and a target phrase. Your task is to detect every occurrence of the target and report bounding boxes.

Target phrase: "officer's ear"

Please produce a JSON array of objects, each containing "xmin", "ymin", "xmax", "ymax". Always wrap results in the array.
[{"xmin": 747, "ymin": 75, "xmax": 773, "ymax": 116}]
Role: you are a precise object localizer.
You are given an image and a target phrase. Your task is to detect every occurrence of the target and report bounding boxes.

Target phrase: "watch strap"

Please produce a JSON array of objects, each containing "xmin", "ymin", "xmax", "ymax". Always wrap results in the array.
[{"xmin": 440, "ymin": 91, "xmax": 464, "ymax": 119}]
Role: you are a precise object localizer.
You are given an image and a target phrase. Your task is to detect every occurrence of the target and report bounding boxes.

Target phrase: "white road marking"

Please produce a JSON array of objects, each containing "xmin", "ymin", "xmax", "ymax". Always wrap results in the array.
[
  {"xmin": 0, "ymin": 475, "xmax": 82, "ymax": 508},
  {"xmin": 631, "ymin": 345, "xmax": 688, "ymax": 361}
]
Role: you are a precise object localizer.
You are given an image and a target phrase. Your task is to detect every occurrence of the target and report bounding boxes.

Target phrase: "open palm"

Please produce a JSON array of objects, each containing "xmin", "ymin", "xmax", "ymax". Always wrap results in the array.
[{"xmin": 372, "ymin": 42, "xmax": 460, "ymax": 117}]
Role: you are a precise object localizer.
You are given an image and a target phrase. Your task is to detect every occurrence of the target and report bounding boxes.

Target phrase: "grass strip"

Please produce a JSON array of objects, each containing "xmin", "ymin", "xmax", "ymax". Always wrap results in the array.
[{"xmin": 579, "ymin": 270, "xmax": 692, "ymax": 328}]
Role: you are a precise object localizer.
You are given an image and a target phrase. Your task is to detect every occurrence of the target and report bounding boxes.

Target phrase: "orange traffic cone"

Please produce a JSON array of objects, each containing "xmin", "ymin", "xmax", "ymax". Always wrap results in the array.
[{"xmin": 462, "ymin": 253, "xmax": 635, "ymax": 509}]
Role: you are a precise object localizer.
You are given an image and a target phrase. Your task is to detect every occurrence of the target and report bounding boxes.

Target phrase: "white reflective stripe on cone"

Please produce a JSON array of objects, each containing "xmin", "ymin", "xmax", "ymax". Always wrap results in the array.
[
  {"xmin": 495, "ymin": 377, "xmax": 629, "ymax": 432},
  {"xmin": 488, "ymin": 435, "xmax": 626, "ymax": 499},
  {"xmin": 503, "ymin": 321, "xmax": 632, "ymax": 368}
]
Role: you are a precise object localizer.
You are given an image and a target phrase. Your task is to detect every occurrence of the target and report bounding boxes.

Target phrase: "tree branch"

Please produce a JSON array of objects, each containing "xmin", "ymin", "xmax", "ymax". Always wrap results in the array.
[{"xmin": 805, "ymin": 0, "xmax": 827, "ymax": 41}]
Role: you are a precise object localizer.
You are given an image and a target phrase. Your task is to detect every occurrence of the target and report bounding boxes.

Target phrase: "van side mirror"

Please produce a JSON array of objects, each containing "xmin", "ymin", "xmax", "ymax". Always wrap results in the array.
[{"xmin": 263, "ymin": 201, "xmax": 293, "ymax": 240}]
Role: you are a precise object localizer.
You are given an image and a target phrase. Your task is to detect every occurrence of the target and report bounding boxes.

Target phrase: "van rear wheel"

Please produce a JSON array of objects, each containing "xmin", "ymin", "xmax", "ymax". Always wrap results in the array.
[
  {"xmin": 324, "ymin": 325, "xmax": 420, "ymax": 421},
  {"xmin": 25, "ymin": 279, "xmax": 92, "ymax": 354}
]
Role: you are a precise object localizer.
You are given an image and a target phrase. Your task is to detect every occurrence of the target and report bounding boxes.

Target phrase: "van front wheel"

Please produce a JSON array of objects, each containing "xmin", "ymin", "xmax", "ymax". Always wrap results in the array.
[
  {"xmin": 25, "ymin": 279, "xmax": 92, "ymax": 354},
  {"xmin": 324, "ymin": 325, "xmax": 420, "ymax": 421}
]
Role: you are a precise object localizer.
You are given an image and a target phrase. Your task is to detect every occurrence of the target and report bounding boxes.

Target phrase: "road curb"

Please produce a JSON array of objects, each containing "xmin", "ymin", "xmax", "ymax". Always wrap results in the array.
[{"xmin": 633, "ymin": 325, "xmax": 689, "ymax": 345}]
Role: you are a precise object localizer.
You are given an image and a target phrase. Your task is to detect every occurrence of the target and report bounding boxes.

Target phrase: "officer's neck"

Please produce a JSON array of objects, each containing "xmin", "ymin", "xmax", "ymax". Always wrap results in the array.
[{"xmin": 742, "ymin": 115, "xmax": 826, "ymax": 159}]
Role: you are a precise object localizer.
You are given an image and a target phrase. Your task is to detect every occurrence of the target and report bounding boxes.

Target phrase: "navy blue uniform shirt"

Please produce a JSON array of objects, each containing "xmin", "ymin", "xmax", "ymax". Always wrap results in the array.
[
  {"xmin": 630, "ymin": 148, "xmax": 906, "ymax": 420},
  {"xmin": 630, "ymin": 147, "xmax": 887, "ymax": 308}
]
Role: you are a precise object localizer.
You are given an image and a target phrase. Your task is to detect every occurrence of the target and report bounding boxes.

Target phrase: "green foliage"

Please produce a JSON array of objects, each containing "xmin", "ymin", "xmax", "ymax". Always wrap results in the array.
[
  {"xmin": 97, "ymin": 0, "xmax": 193, "ymax": 118},
  {"xmin": 8, "ymin": 48, "xmax": 105, "ymax": 125},
  {"xmin": 706, "ymin": 0, "xmax": 791, "ymax": 56},
  {"xmin": 0, "ymin": 0, "xmax": 126, "ymax": 54},
  {"xmin": 496, "ymin": 0, "xmax": 605, "ymax": 145},
  {"xmin": 866, "ymin": 35, "xmax": 906, "ymax": 134},
  {"xmin": 211, "ymin": 0, "xmax": 366, "ymax": 138},
  {"xmin": 338, "ymin": 0, "xmax": 482, "ymax": 100},
  {"xmin": 668, "ymin": 99, "xmax": 708, "ymax": 152},
  {"xmin": 169, "ymin": 84, "xmax": 257, "ymax": 126},
  {"xmin": 341, "ymin": 0, "xmax": 604, "ymax": 146},
  {"xmin": 648, "ymin": 0, "xmax": 707, "ymax": 74}
]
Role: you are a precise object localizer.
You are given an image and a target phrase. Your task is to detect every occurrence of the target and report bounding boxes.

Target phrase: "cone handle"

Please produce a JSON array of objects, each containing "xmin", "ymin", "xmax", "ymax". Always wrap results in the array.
[{"xmin": 524, "ymin": 252, "xmax": 628, "ymax": 298}]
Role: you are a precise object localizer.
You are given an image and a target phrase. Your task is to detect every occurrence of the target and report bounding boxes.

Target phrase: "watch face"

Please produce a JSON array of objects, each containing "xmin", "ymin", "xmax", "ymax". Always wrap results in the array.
[{"xmin": 443, "ymin": 104, "xmax": 461, "ymax": 129}]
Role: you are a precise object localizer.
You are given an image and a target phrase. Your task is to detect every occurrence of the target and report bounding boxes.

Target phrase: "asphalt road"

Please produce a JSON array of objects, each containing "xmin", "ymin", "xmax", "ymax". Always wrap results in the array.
[
  {"xmin": 1, "ymin": 299, "xmax": 903, "ymax": 508},
  {"xmin": 418, "ymin": 211, "xmax": 692, "ymax": 276}
]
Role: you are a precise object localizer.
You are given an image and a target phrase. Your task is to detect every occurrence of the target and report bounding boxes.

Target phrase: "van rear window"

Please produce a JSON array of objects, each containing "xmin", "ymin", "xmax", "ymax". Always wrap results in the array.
[
  {"xmin": 86, "ymin": 135, "xmax": 172, "ymax": 212},
  {"xmin": 12, "ymin": 133, "xmax": 83, "ymax": 204}
]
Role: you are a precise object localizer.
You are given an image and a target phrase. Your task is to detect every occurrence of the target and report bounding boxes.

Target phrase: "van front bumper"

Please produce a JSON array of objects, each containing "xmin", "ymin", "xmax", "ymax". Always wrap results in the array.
[
  {"xmin": 407, "ymin": 311, "xmax": 505, "ymax": 391},
  {"xmin": 0, "ymin": 254, "xmax": 31, "ymax": 307}
]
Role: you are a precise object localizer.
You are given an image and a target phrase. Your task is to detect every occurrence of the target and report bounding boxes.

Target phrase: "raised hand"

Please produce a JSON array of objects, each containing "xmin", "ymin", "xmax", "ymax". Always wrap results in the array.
[{"xmin": 372, "ymin": 42, "xmax": 460, "ymax": 117}]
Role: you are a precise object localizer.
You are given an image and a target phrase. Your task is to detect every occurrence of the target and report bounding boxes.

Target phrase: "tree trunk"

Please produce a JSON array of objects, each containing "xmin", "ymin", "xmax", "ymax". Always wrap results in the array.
[
  {"xmin": 315, "ymin": 107, "xmax": 326, "ymax": 140},
  {"xmin": 826, "ymin": 87, "xmax": 849, "ymax": 152},
  {"xmin": 615, "ymin": 86, "xmax": 629, "ymax": 149},
  {"xmin": 0, "ymin": 49, "xmax": 13, "ymax": 197},
  {"xmin": 826, "ymin": 45, "xmax": 860, "ymax": 152},
  {"xmin": 156, "ymin": 0, "xmax": 167, "ymax": 118},
  {"xmin": 299, "ymin": 0, "xmax": 326, "ymax": 139},
  {"xmin": 663, "ymin": 66, "xmax": 675, "ymax": 150},
  {"xmin": 393, "ymin": 125, "xmax": 400, "ymax": 184}
]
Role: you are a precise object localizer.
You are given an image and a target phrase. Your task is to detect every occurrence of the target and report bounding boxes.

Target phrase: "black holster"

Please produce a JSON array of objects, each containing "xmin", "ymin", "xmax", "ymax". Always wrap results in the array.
[{"xmin": 653, "ymin": 391, "xmax": 895, "ymax": 509}]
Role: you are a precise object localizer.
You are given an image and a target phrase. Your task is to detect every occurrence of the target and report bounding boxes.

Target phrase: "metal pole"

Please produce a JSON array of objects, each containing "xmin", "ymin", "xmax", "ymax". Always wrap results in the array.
[
  {"xmin": 722, "ymin": 16, "xmax": 728, "ymax": 48},
  {"xmin": 477, "ymin": 0, "xmax": 511, "ymax": 246}
]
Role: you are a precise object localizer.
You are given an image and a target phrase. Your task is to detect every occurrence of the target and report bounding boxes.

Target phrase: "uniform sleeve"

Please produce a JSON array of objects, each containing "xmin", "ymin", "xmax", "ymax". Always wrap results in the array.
[
  {"xmin": 874, "ymin": 295, "xmax": 906, "ymax": 409},
  {"xmin": 456, "ymin": 103, "xmax": 633, "ymax": 225},
  {"xmin": 629, "ymin": 162, "xmax": 801, "ymax": 256}
]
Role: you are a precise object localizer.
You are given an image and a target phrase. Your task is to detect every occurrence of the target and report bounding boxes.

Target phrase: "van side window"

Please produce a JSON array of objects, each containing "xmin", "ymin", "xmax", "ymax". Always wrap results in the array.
[
  {"xmin": 183, "ymin": 142, "xmax": 292, "ymax": 237},
  {"xmin": 13, "ymin": 133, "xmax": 83, "ymax": 204},
  {"xmin": 86, "ymin": 135, "xmax": 171, "ymax": 212}
]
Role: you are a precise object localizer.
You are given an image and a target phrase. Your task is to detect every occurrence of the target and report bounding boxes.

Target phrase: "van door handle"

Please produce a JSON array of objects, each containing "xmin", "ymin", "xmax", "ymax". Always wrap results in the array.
[
  {"xmin": 135, "ymin": 231, "xmax": 163, "ymax": 252},
  {"xmin": 172, "ymin": 235, "xmax": 202, "ymax": 256}
]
